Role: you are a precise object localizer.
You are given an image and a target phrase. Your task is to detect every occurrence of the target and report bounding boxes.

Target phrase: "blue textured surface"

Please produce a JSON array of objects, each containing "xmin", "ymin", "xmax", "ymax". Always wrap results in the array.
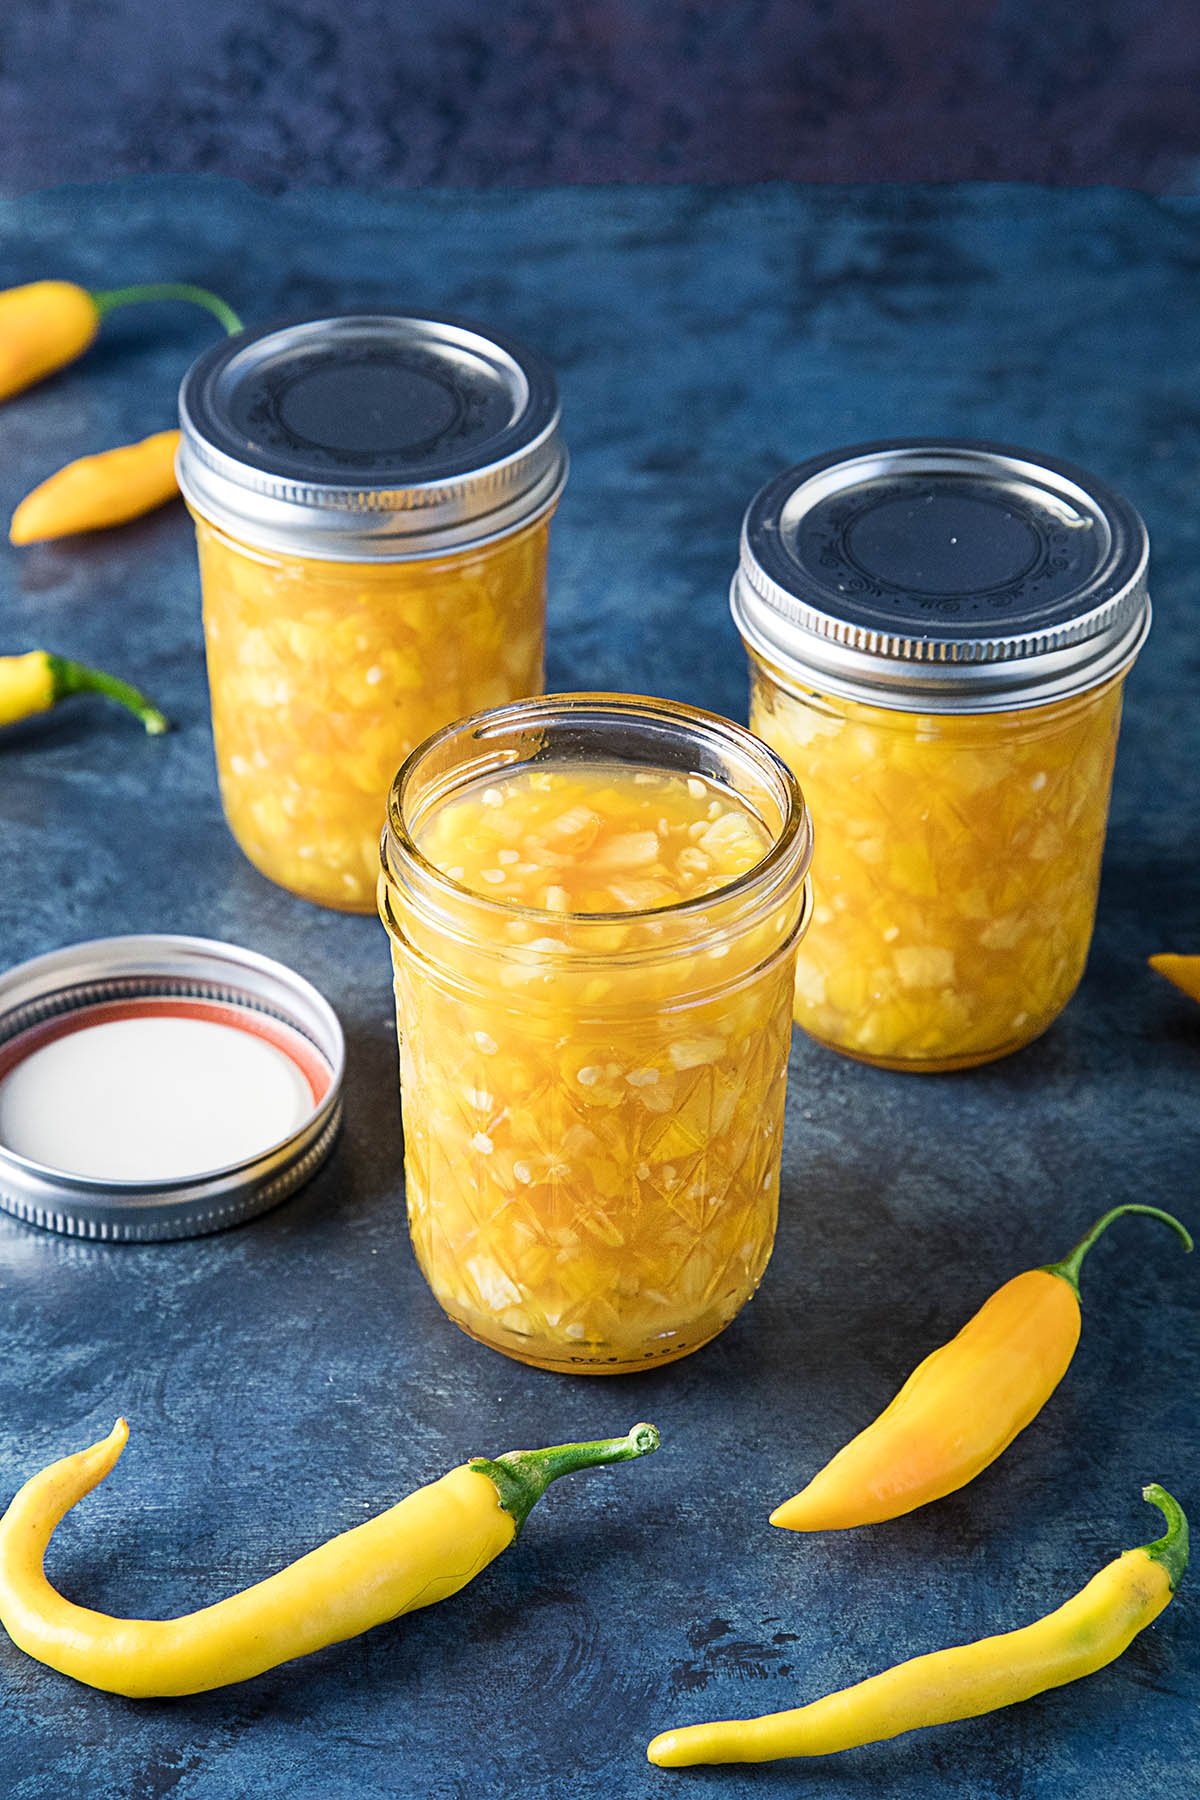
[
  {"xmin": 0, "ymin": 179, "xmax": 1197, "ymax": 1799},
  {"xmin": 2, "ymin": 3, "xmax": 1200, "ymax": 193}
]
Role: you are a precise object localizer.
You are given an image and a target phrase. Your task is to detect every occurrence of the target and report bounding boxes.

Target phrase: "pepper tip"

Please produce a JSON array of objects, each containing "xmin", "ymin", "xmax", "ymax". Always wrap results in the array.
[{"xmin": 768, "ymin": 1493, "xmax": 816, "ymax": 1531}]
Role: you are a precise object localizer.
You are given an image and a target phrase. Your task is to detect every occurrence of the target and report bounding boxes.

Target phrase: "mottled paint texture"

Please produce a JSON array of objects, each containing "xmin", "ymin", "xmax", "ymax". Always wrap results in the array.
[
  {"xmin": 0, "ymin": 2, "xmax": 1199, "ymax": 192},
  {"xmin": 0, "ymin": 179, "xmax": 1196, "ymax": 1798}
]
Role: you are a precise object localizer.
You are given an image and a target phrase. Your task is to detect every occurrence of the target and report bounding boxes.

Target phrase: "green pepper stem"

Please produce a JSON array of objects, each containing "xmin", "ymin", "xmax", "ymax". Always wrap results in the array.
[
  {"xmin": 1141, "ymin": 1484, "xmax": 1189, "ymax": 1592},
  {"xmin": 48, "ymin": 655, "xmax": 170, "ymax": 736},
  {"xmin": 91, "ymin": 283, "xmax": 242, "ymax": 336},
  {"xmin": 1044, "ymin": 1204, "xmax": 1193, "ymax": 1297},
  {"xmin": 471, "ymin": 1422, "xmax": 660, "ymax": 1534}
]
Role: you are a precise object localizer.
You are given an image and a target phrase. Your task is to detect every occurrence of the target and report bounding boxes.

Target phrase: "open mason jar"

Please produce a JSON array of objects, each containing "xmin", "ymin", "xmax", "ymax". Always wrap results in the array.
[
  {"xmin": 733, "ymin": 441, "xmax": 1151, "ymax": 1072},
  {"xmin": 379, "ymin": 694, "xmax": 813, "ymax": 1373},
  {"xmin": 178, "ymin": 314, "xmax": 566, "ymax": 912}
]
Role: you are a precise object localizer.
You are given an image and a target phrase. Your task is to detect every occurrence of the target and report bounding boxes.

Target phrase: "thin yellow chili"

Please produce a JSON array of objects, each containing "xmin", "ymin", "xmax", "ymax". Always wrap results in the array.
[
  {"xmin": 771, "ymin": 1204, "xmax": 1192, "ymax": 1532},
  {"xmin": 0, "ymin": 1417, "xmax": 659, "ymax": 1698},
  {"xmin": 649, "ymin": 1485, "xmax": 1187, "ymax": 1766},
  {"xmin": 0, "ymin": 651, "xmax": 168, "ymax": 734},
  {"xmin": 11, "ymin": 430, "xmax": 182, "ymax": 544},
  {"xmin": 1150, "ymin": 954, "xmax": 1200, "ymax": 1004},
  {"xmin": 0, "ymin": 280, "xmax": 240, "ymax": 402}
]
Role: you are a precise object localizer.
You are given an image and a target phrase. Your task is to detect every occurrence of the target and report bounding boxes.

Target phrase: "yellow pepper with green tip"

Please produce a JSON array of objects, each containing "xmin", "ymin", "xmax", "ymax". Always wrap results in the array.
[
  {"xmin": 648, "ymin": 1485, "xmax": 1187, "ymax": 1765},
  {"xmin": 11, "ymin": 430, "xmax": 182, "ymax": 543},
  {"xmin": 771, "ymin": 1204, "xmax": 1192, "ymax": 1532},
  {"xmin": 0, "ymin": 651, "xmax": 169, "ymax": 735},
  {"xmin": 0, "ymin": 280, "xmax": 241, "ymax": 402},
  {"xmin": 0, "ymin": 1417, "xmax": 659, "ymax": 1697}
]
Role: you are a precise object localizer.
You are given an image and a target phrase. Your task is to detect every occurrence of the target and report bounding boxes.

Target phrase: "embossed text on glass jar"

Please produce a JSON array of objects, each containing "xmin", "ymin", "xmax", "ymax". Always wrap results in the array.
[{"xmin": 379, "ymin": 694, "xmax": 813, "ymax": 1373}]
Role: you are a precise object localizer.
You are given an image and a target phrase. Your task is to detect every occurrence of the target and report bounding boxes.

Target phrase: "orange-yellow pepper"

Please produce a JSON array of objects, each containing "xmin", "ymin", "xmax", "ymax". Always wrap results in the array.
[
  {"xmin": 11, "ymin": 430, "xmax": 182, "ymax": 544},
  {"xmin": 0, "ymin": 282, "xmax": 100, "ymax": 400},
  {"xmin": 0, "ymin": 651, "xmax": 168, "ymax": 735},
  {"xmin": 771, "ymin": 1204, "xmax": 1192, "ymax": 1532},
  {"xmin": 0, "ymin": 279, "xmax": 240, "ymax": 402},
  {"xmin": 1150, "ymin": 954, "xmax": 1200, "ymax": 1004}
]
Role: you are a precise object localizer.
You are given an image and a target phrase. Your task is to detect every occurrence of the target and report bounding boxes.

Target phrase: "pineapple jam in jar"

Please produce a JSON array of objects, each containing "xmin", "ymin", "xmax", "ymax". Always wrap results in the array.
[
  {"xmin": 178, "ymin": 314, "xmax": 566, "ymax": 910},
  {"xmin": 733, "ymin": 441, "xmax": 1151, "ymax": 1072},
  {"xmin": 379, "ymin": 695, "xmax": 813, "ymax": 1373}
]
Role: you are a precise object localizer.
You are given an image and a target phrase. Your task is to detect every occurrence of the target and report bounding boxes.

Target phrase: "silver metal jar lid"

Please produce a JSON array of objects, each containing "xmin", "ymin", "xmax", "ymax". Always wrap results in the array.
[
  {"xmin": 177, "ymin": 312, "xmax": 567, "ymax": 561},
  {"xmin": 732, "ymin": 440, "xmax": 1151, "ymax": 711},
  {"xmin": 0, "ymin": 936, "xmax": 344, "ymax": 1242}
]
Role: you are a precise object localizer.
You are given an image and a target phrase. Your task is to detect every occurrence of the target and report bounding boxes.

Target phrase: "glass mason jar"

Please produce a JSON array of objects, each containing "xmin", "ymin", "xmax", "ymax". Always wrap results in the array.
[
  {"xmin": 178, "ymin": 314, "xmax": 566, "ymax": 912},
  {"xmin": 378, "ymin": 694, "xmax": 813, "ymax": 1374},
  {"xmin": 732, "ymin": 441, "xmax": 1151, "ymax": 1073}
]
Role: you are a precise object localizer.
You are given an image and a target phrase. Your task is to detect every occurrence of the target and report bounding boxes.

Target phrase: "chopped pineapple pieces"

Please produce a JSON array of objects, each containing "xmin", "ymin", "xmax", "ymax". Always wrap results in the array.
[
  {"xmin": 195, "ymin": 515, "xmax": 550, "ymax": 910},
  {"xmin": 416, "ymin": 763, "xmax": 772, "ymax": 913},
  {"xmin": 392, "ymin": 761, "xmax": 798, "ymax": 1372},
  {"xmin": 750, "ymin": 672, "xmax": 1124, "ymax": 1070}
]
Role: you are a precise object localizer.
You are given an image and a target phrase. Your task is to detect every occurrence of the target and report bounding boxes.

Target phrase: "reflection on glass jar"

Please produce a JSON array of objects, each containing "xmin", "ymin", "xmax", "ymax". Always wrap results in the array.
[
  {"xmin": 733, "ymin": 440, "xmax": 1150, "ymax": 1072},
  {"xmin": 379, "ymin": 694, "xmax": 813, "ymax": 1374},
  {"xmin": 179, "ymin": 313, "xmax": 566, "ymax": 911}
]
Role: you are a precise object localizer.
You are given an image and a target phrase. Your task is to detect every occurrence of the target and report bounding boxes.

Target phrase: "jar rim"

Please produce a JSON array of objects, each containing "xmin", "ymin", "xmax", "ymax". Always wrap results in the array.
[
  {"xmin": 380, "ymin": 691, "xmax": 813, "ymax": 930},
  {"xmin": 177, "ymin": 311, "xmax": 567, "ymax": 562},
  {"xmin": 734, "ymin": 439, "xmax": 1151, "ymax": 712}
]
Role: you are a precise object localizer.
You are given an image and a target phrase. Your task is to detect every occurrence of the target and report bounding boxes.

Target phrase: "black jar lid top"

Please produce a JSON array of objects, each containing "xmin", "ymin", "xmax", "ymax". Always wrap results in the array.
[
  {"xmin": 733, "ymin": 440, "xmax": 1150, "ymax": 712},
  {"xmin": 178, "ymin": 313, "xmax": 566, "ymax": 561}
]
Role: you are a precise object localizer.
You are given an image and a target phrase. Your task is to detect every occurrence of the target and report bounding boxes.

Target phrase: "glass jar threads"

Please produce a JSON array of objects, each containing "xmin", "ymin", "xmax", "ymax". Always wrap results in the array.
[
  {"xmin": 378, "ymin": 694, "xmax": 813, "ymax": 1374},
  {"xmin": 178, "ymin": 313, "xmax": 566, "ymax": 911},
  {"xmin": 733, "ymin": 441, "xmax": 1150, "ymax": 1072}
]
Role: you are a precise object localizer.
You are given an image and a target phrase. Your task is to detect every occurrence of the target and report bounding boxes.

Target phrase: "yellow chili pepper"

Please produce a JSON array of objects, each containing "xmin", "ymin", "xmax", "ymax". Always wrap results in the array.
[
  {"xmin": 0, "ymin": 1417, "xmax": 659, "ymax": 1698},
  {"xmin": 771, "ymin": 1204, "xmax": 1191, "ymax": 1532},
  {"xmin": 11, "ymin": 430, "xmax": 182, "ymax": 544},
  {"xmin": 648, "ymin": 1485, "xmax": 1187, "ymax": 1765},
  {"xmin": 0, "ymin": 651, "xmax": 168, "ymax": 734},
  {"xmin": 0, "ymin": 280, "xmax": 241, "ymax": 402},
  {"xmin": 0, "ymin": 282, "xmax": 100, "ymax": 400},
  {"xmin": 1150, "ymin": 954, "xmax": 1200, "ymax": 1004}
]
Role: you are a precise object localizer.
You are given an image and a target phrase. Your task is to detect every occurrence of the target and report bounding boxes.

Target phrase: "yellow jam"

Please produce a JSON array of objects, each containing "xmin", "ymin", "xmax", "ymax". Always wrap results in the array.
[
  {"xmin": 194, "ymin": 515, "xmax": 550, "ymax": 911},
  {"xmin": 417, "ymin": 765, "xmax": 772, "ymax": 912},
  {"xmin": 750, "ymin": 668, "xmax": 1124, "ymax": 1070},
  {"xmin": 387, "ymin": 760, "xmax": 804, "ymax": 1373}
]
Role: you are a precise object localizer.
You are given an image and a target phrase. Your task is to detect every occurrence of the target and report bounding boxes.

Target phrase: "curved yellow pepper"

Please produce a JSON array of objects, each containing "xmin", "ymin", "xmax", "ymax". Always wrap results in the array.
[
  {"xmin": 648, "ymin": 1485, "xmax": 1187, "ymax": 1765},
  {"xmin": 0, "ymin": 280, "xmax": 241, "ymax": 403},
  {"xmin": 771, "ymin": 1204, "xmax": 1192, "ymax": 1532},
  {"xmin": 11, "ymin": 430, "xmax": 182, "ymax": 544},
  {"xmin": 0, "ymin": 1417, "xmax": 658, "ymax": 1698},
  {"xmin": 1150, "ymin": 954, "xmax": 1200, "ymax": 1004},
  {"xmin": 0, "ymin": 651, "xmax": 168, "ymax": 734},
  {"xmin": 0, "ymin": 282, "xmax": 100, "ymax": 401}
]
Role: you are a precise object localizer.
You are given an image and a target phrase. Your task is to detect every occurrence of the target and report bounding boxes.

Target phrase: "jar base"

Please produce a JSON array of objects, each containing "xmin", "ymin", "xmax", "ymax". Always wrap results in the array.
[
  {"xmin": 444, "ymin": 1310, "xmax": 728, "ymax": 1375},
  {"xmin": 799, "ymin": 1020, "xmax": 1054, "ymax": 1074},
  {"xmin": 225, "ymin": 824, "xmax": 379, "ymax": 914}
]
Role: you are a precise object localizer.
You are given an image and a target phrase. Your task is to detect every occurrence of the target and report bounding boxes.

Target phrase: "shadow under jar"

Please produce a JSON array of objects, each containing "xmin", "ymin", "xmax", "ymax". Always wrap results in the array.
[
  {"xmin": 178, "ymin": 313, "xmax": 566, "ymax": 911},
  {"xmin": 733, "ymin": 441, "xmax": 1151, "ymax": 1072},
  {"xmin": 378, "ymin": 694, "xmax": 813, "ymax": 1374}
]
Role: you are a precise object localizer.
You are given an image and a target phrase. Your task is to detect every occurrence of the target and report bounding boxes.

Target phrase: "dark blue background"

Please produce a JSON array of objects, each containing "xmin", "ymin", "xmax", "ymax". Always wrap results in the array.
[
  {"xmin": 1, "ymin": 2, "xmax": 1199, "ymax": 193},
  {"xmin": 0, "ymin": 177, "xmax": 1197, "ymax": 1798}
]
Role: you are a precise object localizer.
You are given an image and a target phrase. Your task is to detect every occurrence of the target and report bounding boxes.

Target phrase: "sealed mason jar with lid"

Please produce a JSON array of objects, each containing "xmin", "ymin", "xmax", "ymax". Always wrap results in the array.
[
  {"xmin": 178, "ymin": 313, "xmax": 566, "ymax": 911},
  {"xmin": 378, "ymin": 693, "xmax": 813, "ymax": 1373},
  {"xmin": 732, "ymin": 440, "xmax": 1150, "ymax": 1072}
]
